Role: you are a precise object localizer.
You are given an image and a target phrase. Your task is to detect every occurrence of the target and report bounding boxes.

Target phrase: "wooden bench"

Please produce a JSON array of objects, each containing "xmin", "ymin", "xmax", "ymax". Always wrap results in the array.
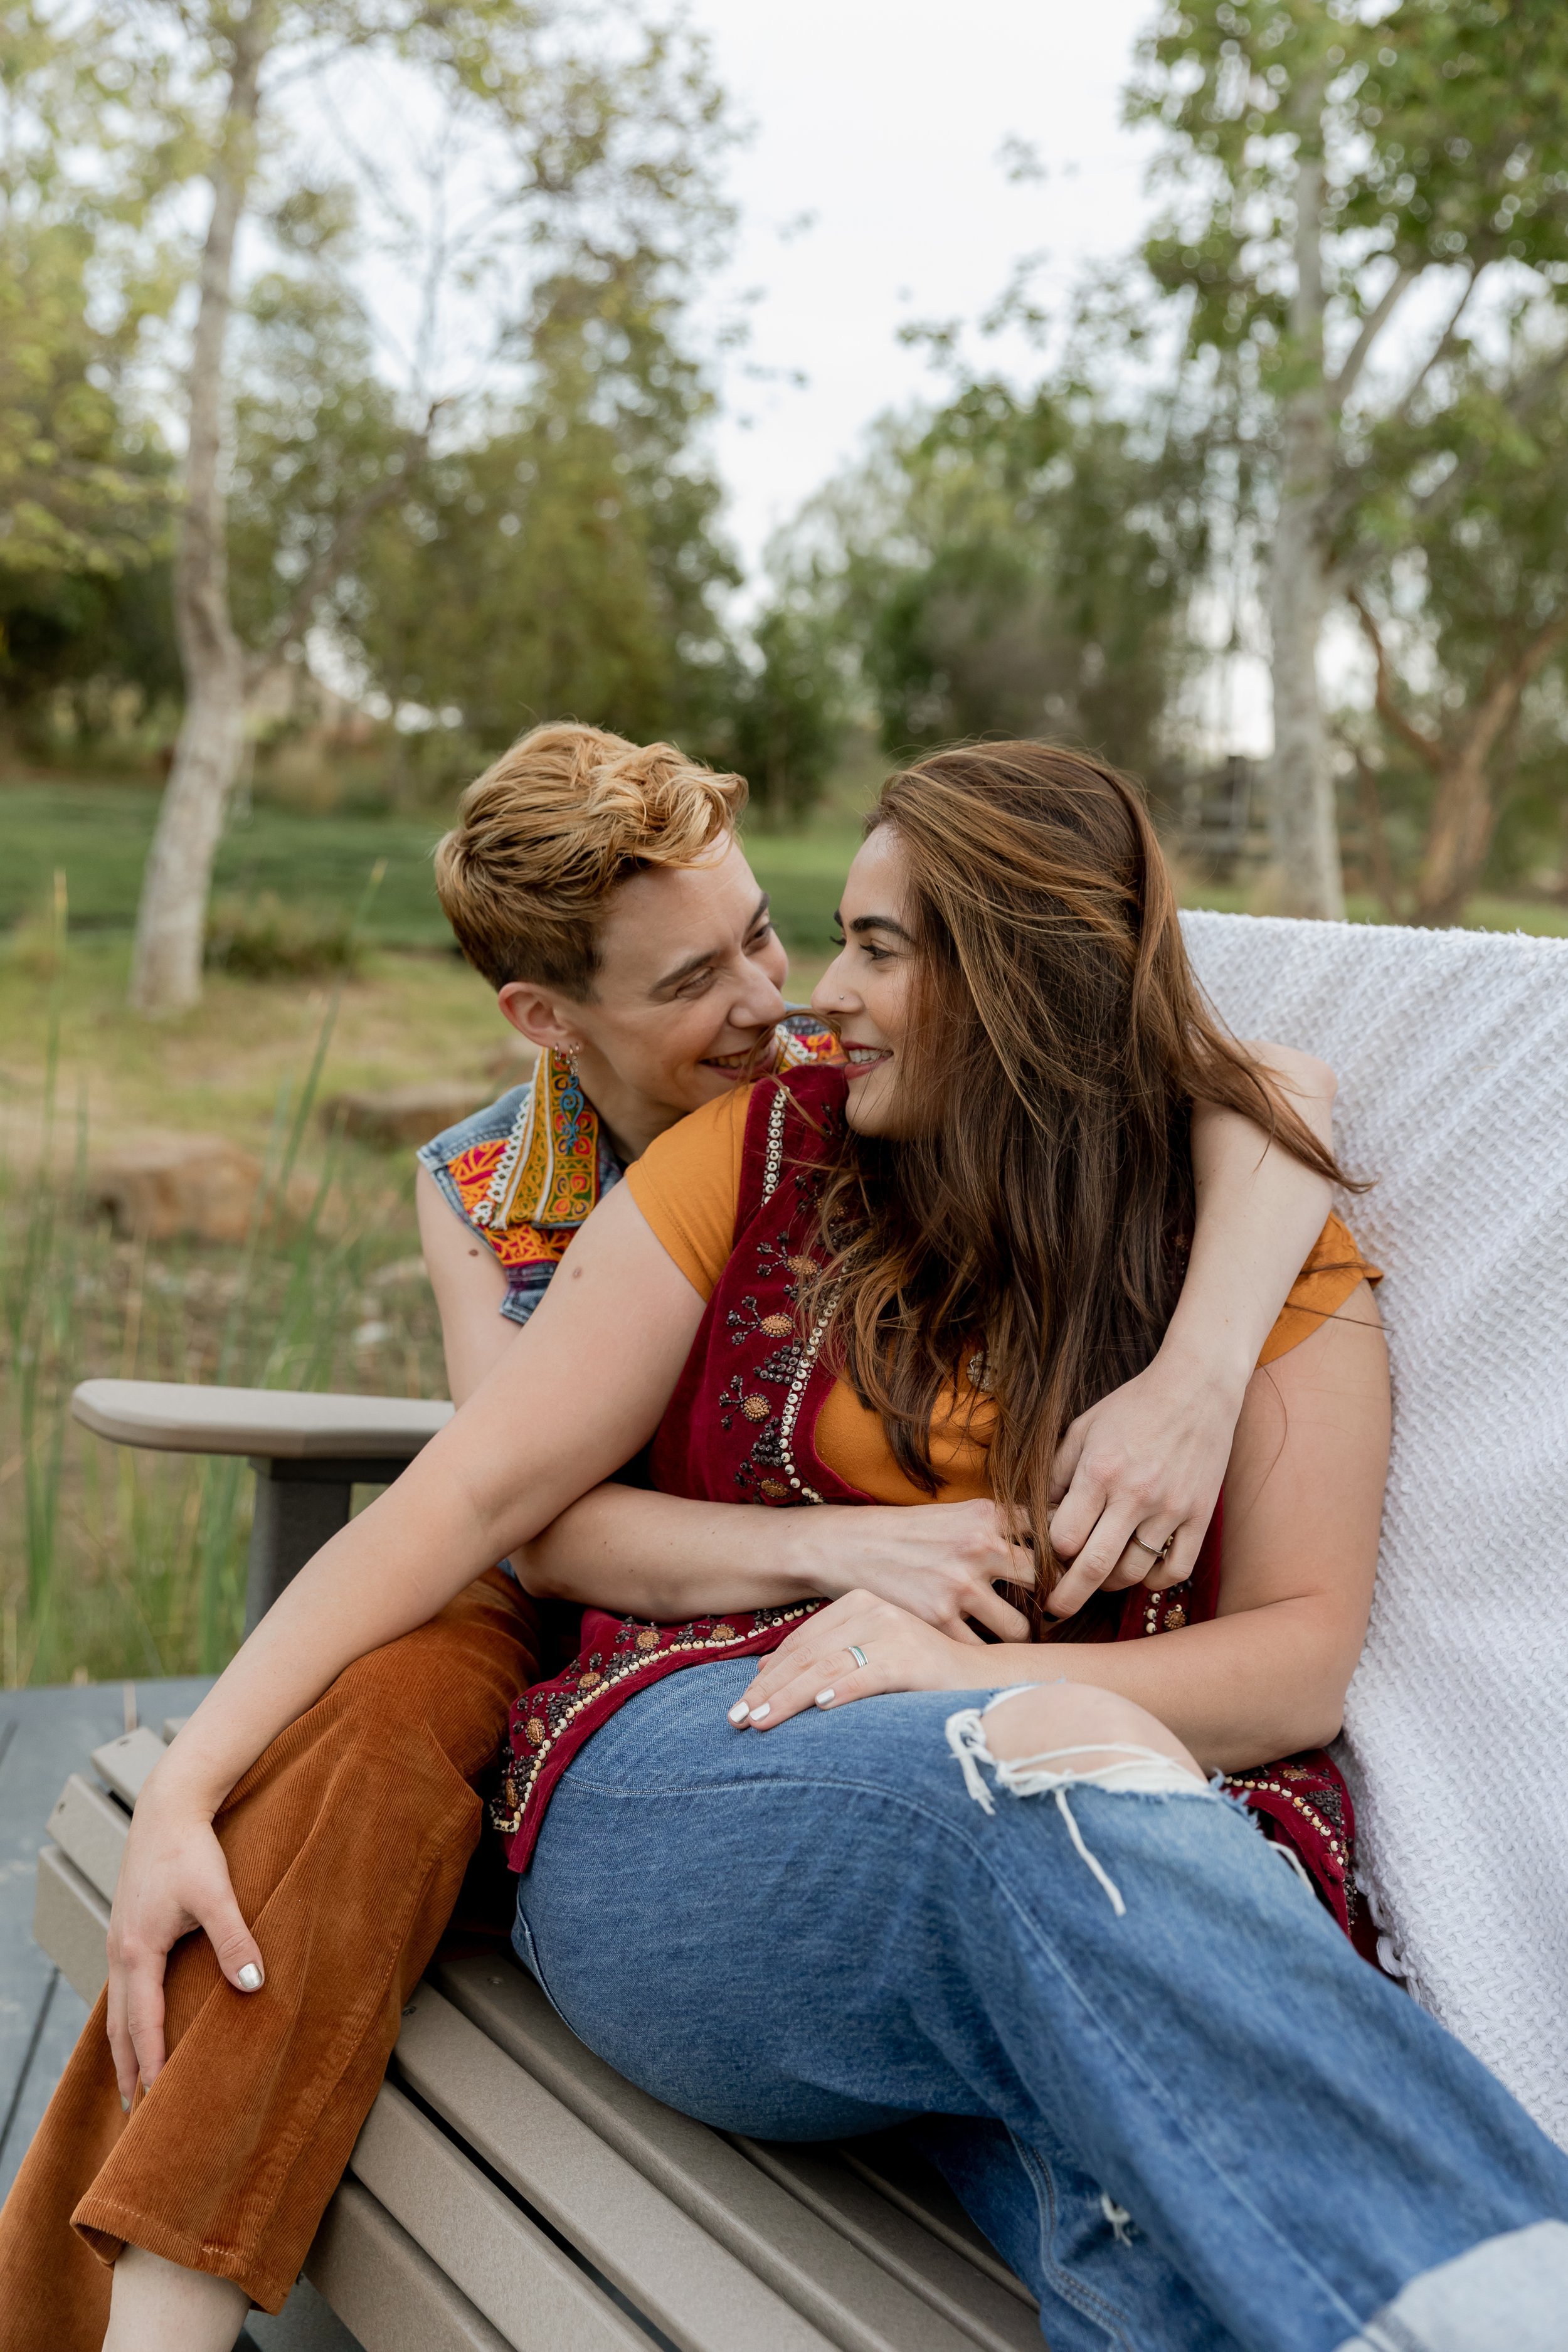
[{"xmin": 34, "ymin": 1380, "xmax": 1042, "ymax": 2352}]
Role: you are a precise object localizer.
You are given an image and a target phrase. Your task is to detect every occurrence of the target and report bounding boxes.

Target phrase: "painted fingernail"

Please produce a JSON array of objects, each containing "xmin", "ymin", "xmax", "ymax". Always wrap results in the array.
[
  {"xmin": 237, "ymin": 1963, "xmax": 263, "ymax": 1992},
  {"xmin": 815, "ymin": 1688, "xmax": 835, "ymax": 1707},
  {"xmin": 748, "ymin": 1702, "xmax": 771, "ymax": 1722},
  {"xmin": 728, "ymin": 1701, "xmax": 751, "ymax": 1724},
  {"xmin": 121, "ymin": 2095, "xmax": 130, "ymax": 2114}
]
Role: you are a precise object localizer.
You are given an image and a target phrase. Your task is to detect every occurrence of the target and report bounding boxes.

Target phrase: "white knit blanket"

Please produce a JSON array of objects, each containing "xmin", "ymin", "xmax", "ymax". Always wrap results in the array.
[{"xmin": 1180, "ymin": 910, "xmax": 1568, "ymax": 2146}]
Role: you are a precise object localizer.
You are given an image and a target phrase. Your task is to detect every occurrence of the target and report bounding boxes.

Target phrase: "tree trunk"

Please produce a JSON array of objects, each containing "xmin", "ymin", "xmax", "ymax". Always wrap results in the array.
[
  {"xmin": 1266, "ymin": 453, "xmax": 1343, "ymax": 918},
  {"xmin": 1413, "ymin": 753, "xmax": 1496, "ymax": 926},
  {"xmin": 1263, "ymin": 118, "xmax": 1345, "ymax": 921},
  {"xmin": 128, "ymin": 16, "xmax": 266, "ymax": 1015}
]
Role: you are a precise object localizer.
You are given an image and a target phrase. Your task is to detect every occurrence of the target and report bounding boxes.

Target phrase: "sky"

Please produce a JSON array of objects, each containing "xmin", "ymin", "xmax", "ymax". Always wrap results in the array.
[{"xmin": 686, "ymin": 0, "xmax": 1163, "ymax": 575}]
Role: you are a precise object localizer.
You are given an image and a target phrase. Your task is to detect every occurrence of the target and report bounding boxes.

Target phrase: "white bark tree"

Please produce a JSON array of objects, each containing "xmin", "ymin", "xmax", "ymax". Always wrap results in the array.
[
  {"xmin": 130, "ymin": 6, "xmax": 262, "ymax": 1013},
  {"xmin": 1131, "ymin": 0, "xmax": 1568, "ymax": 919},
  {"xmin": 102, "ymin": 0, "xmax": 731, "ymax": 1011}
]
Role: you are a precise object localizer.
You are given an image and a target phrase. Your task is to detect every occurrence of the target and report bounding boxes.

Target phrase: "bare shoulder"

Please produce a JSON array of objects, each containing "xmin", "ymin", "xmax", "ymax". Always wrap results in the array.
[
  {"xmin": 1219, "ymin": 1279, "xmax": 1389, "ymax": 1618},
  {"xmin": 1237, "ymin": 1036, "xmax": 1338, "ymax": 1104}
]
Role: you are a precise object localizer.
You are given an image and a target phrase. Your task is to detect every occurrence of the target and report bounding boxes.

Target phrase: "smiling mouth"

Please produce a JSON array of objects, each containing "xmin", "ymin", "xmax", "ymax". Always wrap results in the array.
[
  {"xmin": 700, "ymin": 1042, "xmax": 768, "ymax": 1074},
  {"xmin": 842, "ymin": 1044, "xmax": 892, "ymax": 1077}
]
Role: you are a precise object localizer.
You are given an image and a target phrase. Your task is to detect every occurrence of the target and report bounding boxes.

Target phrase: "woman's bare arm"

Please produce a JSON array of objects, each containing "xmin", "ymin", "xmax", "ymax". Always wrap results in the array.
[
  {"xmin": 517, "ymin": 1485, "xmax": 1035, "ymax": 1641},
  {"xmin": 107, "ymin": 1185, "xmax": 701, "ymax": 2096},
  {"xmin": 157, "ymin": 1185, "xmax": 699, "ymax": 1813},
  {"xmin": 1045, "ymin": 1041, "xmax": 1339, "ymax": 1612},
  {"xmin": 738, "ymin": 1279, "xmax": 1389, "ymax": 1772},
  {"xmin": 416, "ymin": 1165, "xmax": 521, "ymax": 1405},
  {"xmin": 1042, "ymin": 1277, "xmax": 1389, "ymax": 1764}
]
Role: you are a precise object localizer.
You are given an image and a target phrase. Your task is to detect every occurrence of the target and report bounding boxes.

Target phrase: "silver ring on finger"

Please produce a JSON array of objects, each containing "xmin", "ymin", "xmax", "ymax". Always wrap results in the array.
[
  {"xmin": 846, "ymin": 1645, "xmax": 868, "ymax": 1670},
  {"xmin": 1128, "ymin": 1531, "xmax": 1173, "ymax": 1564}
]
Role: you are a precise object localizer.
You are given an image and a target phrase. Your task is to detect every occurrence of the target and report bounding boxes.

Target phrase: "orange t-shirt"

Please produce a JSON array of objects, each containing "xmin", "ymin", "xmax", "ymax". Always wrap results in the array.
[{"xmin": 625, "ymin": 1085, "xmax": 1379, "ymax": 1507}]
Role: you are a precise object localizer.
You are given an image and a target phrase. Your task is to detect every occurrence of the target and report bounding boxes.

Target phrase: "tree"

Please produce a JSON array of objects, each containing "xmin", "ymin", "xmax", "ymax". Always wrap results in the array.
[
  {"xmin": 728, "ymin": 595, "xmax": 847, "ymax": 827},
  {"xmin": 346, "ymin": 245, "xmax": 739, "ymax": 768},
  {"xmin": 15, "ymin": 0, "xmax": 735, "ymax": 1010},
  {"xmin": 0, "ymin": 5, "xmax": 177, "ymax": 731},
  {"xmin": 817, "ymin": 381, "xmax": 1198, "ymax": 785},
  {"xmin": 1131, "ymin": 0, "xmax": 1568, "ymax": 916},
  {"xmin": 1346, "ymin": 335, "xmax": 1568, "ymax": 919}
]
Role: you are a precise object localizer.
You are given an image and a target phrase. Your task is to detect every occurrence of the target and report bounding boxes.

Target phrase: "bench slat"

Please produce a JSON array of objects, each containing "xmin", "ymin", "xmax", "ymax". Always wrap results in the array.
[
  {"xmin": 33, "ymin": 1845, "xmax": 110, "ymax": 2005},
  {"xmin": 91, "ymin": 1725, "xmax": 171, "ymax": 1808},
  {"xmin": 47, "ymin": 1772, "xmax": 130, "ymax": 1905},
  {"xmin": 840, "ymin": 2137, "xmax": 1040, "ymax": 2305},
  {"xmin": 734, "ymin": 2141, "xmax": 1039, "ymax": 2351},
  {"xmin": 305, "ymin": 2178, "xmax": 514, "ymax": 2352},
  {"xmin": 433, "ymin": 1959, "xmax": 1020, "ymax": 2352},
  {"xmin": 350, "ymin": 2080, "xmax": 660, "ymax": 2352},
  {"xmin": 396, "ymin": 1986, "xmax": 854, "ymax": 2352}
]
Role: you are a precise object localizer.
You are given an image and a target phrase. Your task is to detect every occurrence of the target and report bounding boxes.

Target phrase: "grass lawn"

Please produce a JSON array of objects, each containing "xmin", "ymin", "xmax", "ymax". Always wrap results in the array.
[{"xmin": 1, "ymin": 778, "xmax": 457, "ymax": 947}]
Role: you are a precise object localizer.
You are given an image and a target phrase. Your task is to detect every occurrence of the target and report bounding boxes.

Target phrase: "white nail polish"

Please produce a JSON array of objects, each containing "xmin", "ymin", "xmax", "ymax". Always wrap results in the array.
[
  {"xmin": 121, "ymin": 2095, "xmax": 130, "ymax": 2114},
  {"xmin": 748, "ymin": 1702, "xmax": 771, "ymax": 1722},
  {"xmin": 237, "ymin": 1963, "xmax": 263, "ymax": 1992},
  {"xmin": 815, "ymin": 1688, "xmax": 835, "ymax": 1707},
  {"xmin": 728, "ymin": 1701, "xmax": 751, "ymax": 1724}
]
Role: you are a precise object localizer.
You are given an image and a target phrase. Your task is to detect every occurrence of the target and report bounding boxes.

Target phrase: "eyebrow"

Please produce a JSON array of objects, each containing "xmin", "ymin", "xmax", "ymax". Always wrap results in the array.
[
  {"xmin": 834, "ymin": 908, "xmax": 916, "ymax": 945},
  {"xmin": 650, "ymin": 893, "xmax": 772, "ymax": 995}
]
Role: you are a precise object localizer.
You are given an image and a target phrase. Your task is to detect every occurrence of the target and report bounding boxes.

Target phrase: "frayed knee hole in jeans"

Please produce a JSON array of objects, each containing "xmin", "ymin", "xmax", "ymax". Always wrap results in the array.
[{"xmin": 945, "ymin": 1688, "xmax": 1213, "ymax": 1919}]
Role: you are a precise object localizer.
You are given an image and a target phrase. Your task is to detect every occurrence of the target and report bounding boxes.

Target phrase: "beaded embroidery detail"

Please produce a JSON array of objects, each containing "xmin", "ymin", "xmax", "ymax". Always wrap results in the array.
[
  {"xmin": 491, "ymin": 1601, "xmax": 820, "ymax": 1854},
  {"xmin": 470, "ymin": 1045, "xmax": 596, "ymax": 1232}
]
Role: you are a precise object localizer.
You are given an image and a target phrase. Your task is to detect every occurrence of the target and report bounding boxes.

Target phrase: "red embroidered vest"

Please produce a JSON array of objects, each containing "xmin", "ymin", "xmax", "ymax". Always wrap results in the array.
[{"xmin": 492, "ymin": 1066, "xmax": 1368, "ymax": 1956}]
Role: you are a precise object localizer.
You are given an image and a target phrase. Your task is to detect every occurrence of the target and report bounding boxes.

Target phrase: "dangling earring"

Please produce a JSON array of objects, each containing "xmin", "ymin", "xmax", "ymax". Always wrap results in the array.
[{"xmin": 556, "ymin": 1041, "xmax": 585, "ymax": 1150}]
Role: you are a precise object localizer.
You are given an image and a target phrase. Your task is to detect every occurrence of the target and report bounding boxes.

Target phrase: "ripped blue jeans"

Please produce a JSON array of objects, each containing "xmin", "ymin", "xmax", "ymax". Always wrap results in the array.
[{"xmin": 513, "ymin": 1663, "xmax": 1568, "ymax": 2352}]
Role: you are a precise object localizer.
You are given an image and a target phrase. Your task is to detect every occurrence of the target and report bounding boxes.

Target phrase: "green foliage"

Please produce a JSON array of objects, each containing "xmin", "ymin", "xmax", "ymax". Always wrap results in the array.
[
  {"xmin": 225, "ymin": 262, "xmax": 407, "ymax": 657},
  {"xmin": 347, "ymin": 251, "xmax": 740, "ymax": 771},
  {"xmin": 0, "ymin": 554, "xmax": 182, "ymax": 751},
  {"xmin": 728, "ymin": 598, "xmax": 848, "ymax": 826},
  {"xmin": 1126, "ymin": 0, "xmax": 1568, "ymax": 903},
  {"xmin": 1130, "ymin": 1, "xmax": 1568, "ymax": 371},
  {"xmin": 0, "ymin": 216, "xmax": 171, "ymax": 580},
  {"xmin": 0, "ymin": 14, "xmax": 179, "ymax": 738},
  {"xmin": 204, "ymin": 890, "xmax": 366, "ymax": 978},
  {"xmin": 3, "ymin": 0, "xmax": 748, "ymax": 798},
  {"xmin": 1347, "ymin": 332, "xmax": 1568, "ymax": 900},
  {"xmin": 0, "ymin": 5, "xmax": 181, "ymax": 582},
  {"xmin": 817, "ymin": 383, "xmax": 1197, "ymax": 778}
]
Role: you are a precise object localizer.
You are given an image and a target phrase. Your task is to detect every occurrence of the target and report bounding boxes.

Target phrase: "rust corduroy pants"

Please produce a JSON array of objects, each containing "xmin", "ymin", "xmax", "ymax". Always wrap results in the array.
[{"xmin": 0, "ymin": 1567, "xmax": 537, "ymax": 2348}]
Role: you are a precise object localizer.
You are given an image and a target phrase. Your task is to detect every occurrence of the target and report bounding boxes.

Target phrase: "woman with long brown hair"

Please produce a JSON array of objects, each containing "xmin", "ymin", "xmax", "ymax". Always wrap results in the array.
[{"xmin": 92, "ymin": 744, "xmax": 1568, "ymax": 2348}]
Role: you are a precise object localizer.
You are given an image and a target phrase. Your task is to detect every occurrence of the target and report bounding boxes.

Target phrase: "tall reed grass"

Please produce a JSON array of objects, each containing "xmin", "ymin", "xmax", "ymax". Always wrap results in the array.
[{"xmin": 0, "ymin": 867, "xmax": 448, "ymax": 1686}]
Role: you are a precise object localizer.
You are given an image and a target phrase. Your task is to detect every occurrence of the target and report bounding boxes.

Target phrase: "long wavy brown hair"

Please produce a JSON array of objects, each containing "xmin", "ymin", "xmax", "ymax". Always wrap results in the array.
[{"xmin": 810, "ymin": 741, "xmax": 1355, "ymax": 1620}]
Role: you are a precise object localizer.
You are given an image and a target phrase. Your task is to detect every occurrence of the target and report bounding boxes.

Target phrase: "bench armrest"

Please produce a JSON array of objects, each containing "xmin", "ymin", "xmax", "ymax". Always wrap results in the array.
[
  {"xmin": 72, "ymin": 1379, "xmax": 452, "ymax": 1461},
  {"xmin": 72, "ymin": 1380, "xmax": 455, "ymax": 1630}
]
